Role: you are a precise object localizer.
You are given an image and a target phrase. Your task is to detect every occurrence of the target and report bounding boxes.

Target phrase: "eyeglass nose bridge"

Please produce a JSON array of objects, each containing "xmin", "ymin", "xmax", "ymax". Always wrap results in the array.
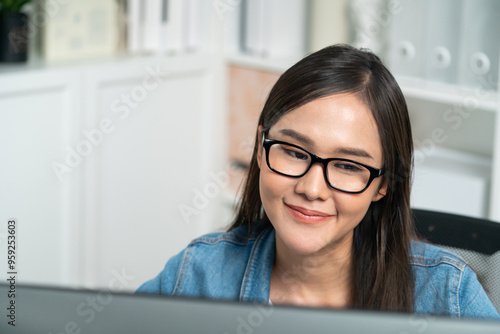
[{"xmin": 302, "ymin": 152, "xmax": 332, "ymax": 184}]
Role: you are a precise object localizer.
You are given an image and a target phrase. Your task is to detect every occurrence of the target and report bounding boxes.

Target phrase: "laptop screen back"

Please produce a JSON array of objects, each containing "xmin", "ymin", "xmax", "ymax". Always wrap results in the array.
[{"xmin": 1, "ymin": 284, "xmax": 499, "ymax": 334}]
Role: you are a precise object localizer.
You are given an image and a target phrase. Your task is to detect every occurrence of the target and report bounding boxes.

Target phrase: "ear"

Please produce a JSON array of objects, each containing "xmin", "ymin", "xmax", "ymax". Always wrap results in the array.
[
  {"xmin": 372, "ymin": 177, "xmax": 387, "ymax": 202},
  {"xmin": 256, "ymin": 125, "xmax": 264, "ymax": 168}
]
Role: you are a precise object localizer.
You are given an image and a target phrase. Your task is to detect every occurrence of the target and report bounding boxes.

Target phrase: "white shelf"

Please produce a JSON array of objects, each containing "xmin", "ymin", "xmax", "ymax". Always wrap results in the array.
[
  {"xmin": 225, "ymin": 52, "xmax": 303, "ymax": 73},
  {"xmin": 0, "ymin": 51, "xmax": 212, "ymax": 76},
  {"xmin": 397, "ymin": 76, "xmax": 499, "ymax": 112}
]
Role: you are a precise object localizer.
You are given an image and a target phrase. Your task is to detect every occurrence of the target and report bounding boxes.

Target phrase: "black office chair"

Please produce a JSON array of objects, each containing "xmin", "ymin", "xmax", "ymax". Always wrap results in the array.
[{"xmin": 412, "ymin": 208, "xmax": 500, "ymax": 313}]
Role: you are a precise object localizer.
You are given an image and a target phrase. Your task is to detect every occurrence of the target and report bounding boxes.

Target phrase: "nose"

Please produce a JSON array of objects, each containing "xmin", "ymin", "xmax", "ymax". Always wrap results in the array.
[{"xmin": 294, "ymin": 163, "xmax": 331, "ymax": 201}]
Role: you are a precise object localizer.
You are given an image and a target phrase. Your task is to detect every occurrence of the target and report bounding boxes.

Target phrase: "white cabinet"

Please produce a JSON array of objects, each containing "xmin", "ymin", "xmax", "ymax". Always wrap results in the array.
[{"xmin": 0, "ymin": 54, "xmax": 226, "ymax": 290}]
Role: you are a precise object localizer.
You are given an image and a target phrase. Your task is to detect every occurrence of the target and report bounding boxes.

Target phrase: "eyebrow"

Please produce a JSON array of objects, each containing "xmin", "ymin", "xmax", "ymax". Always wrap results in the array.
[
  {"xmin": 278, "ymin": 129, "xmax": 313, "ymax": 146},
  {"xmin": 334, "ymin": 147, "xmax": 374, "ymax": 160},
  {"xmin": 278, "ymin": 128, "xmax": 374, "ymax": 160}
]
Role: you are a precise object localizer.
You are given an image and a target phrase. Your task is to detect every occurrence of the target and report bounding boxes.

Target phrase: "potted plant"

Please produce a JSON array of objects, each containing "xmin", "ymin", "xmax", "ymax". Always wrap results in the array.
[{"xmin": 0, "ymin": 0, "xmax": 32, "ymax": 62}]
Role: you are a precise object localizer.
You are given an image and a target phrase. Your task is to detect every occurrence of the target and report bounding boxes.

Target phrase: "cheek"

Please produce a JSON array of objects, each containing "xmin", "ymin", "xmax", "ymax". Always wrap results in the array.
[
  {"xmin": 259, "ymin": 168, "xmax": 291, "ymax": 213},
  {"xmin": 259, "ymin": 169, "xmax": 279, "ymax": 205},
  {"xmin": 334, "ymin": 190, "xmax": 378, "ymax": 222}
]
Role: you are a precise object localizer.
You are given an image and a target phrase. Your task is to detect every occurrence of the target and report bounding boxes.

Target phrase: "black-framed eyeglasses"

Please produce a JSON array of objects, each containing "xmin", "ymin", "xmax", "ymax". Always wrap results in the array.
[{"xmin": 262, "ymin": 133, "xmax": 385, "ymax": 194}]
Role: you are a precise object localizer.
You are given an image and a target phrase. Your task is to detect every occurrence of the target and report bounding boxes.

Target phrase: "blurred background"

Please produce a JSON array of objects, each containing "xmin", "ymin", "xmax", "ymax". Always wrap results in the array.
[{"xmin": 0, "ymin": 0, "xmax": 499, "ymax": 292}]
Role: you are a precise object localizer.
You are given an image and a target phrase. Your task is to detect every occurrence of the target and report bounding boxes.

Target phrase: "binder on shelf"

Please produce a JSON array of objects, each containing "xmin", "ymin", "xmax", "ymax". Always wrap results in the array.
[
  {"xmin": 142, "ymin": 0, "xmax": 163, "ymax": 53},
  {"xmin": 183, "ymin": 0, "xmax": 205, "ymax": 52},
  {"xmin": 42, "ymin": 0, "xmax": 119, "ymax": 62},
  {"xmin": 116, "ymin": 0, "xmax": 129, "ymax": 54},
  {"xmin": 349, "ymin": 0, "xmax": 386, "ymax": 56},
  {"xmin": 127, "ymin": 0, "xmax": 196, "ymax": 55},
  {"xmin": 242, "ymin": 0, "xmax": 307, "ymax": 60},
  {"xmin": 221, "ymin": 0, "xmax": 243, "ymax": 54},
  {"xmin": 385, "ymin": 0, "xmax": 427, "ymax": 79},
  {"xmin": 458, "ymin": 0, "xmax": 500, "ymax": 91},
  {"xmin": 127, "ymin": 0, "xmax": 143, "ymax": 54},
  {"xmin": 308, "ymin": 0, "xmax": 349, "ymax": 53},
  {"xmin": 424, "ymin": 0, "xmax": 462, "ymax": 85},
  {"xmin": 242, "ymin": 0, "xmax": 266, "ymax": 56},
  {"xmin": 162, "ymin": 0, "xmax": 185, "ymax": 54},
  {"xmin": 263, "ymin": 0, "xmax": 307, "ymax": 59}
]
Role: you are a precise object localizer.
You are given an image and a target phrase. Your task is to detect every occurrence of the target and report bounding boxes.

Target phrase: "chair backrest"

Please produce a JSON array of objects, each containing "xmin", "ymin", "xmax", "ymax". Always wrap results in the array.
[{"xmin": 412, "ymin": 208, "xmax": 500, "ymax": 313}]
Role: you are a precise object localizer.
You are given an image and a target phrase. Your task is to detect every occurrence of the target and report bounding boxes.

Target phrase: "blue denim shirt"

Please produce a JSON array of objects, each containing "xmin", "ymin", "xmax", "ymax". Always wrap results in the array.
[{"xmin": 137, "ymin": 223, "xmax": 500, "ymax": 320}]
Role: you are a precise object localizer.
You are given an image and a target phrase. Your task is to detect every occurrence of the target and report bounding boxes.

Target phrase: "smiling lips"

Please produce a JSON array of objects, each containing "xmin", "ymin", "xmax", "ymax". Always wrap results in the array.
[{"xmin": 285, "ymin": 203, "xmax": 335, "ymax": 224}]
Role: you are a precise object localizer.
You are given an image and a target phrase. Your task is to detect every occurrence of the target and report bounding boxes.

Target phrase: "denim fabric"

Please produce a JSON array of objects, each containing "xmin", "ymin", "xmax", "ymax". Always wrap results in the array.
[{"xmin": 137, "ymin": 223, "xmax": 500, "ymax": 320}]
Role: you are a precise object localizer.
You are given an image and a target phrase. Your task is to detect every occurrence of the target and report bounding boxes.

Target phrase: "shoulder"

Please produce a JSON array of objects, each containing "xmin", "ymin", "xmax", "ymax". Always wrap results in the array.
[
  {"xmin": 409, "ymin": 240, "xmax": 466, "ymax": 310},
  {"xmin": 410, "ymin": 239, "xmax": 467, "ymax": 270},
  {"xmin": 410, "ymin": 240, "xmax": 499, "ymax": 320},
  {"xmin": 136, "ymin": 223, "xmax": 274, "ymax": 298}
]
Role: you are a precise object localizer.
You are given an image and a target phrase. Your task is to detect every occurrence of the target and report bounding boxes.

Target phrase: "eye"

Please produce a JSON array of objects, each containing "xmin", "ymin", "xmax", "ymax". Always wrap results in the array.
[
  {"xmin": 283, "ymin": 147, "xmax": 308, "ymax": 160},
  {"xmin": 332, "ymin": 162, "xmax": 364, "ymax": 173}
]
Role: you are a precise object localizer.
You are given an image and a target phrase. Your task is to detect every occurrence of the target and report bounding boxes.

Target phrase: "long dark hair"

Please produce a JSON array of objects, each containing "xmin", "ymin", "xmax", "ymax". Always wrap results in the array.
[{"xmin": 229, "ymin": 44, "xmax": 415, "ymax": 312}]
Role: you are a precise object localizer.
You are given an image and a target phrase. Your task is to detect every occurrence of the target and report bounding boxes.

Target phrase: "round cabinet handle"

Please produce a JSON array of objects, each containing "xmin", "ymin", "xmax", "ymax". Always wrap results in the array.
[
  {"xmin": 431, "ymin": 46, "xmax": 451, "ymax": 69},
  {"xmin": 398, "ymin": 41, "xmax": 415, "ymax": 62},
  {"xmin": 470, "ymin": 52, "xmax": 490, "ymax": 75}
]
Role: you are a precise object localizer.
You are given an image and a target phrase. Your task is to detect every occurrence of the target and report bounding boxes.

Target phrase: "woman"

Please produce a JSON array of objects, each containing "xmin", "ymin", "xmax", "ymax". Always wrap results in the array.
[{"xmin": 137, "ymin": 44, "xmax": 499, "ymax": 319}]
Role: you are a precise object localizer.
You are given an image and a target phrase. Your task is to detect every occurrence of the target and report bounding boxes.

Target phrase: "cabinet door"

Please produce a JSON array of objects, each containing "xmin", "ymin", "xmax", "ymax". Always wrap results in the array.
[
  {"xmin": 0, "ymin": 69, "xmax": 81, "ymax": 286},
  {"xmin": 81, "ymin": 56, "xmax": 224, "ymax": 290}
]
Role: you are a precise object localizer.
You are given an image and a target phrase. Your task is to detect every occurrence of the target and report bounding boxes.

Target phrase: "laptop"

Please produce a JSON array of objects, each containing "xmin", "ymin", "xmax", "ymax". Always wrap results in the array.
[{"xmin": 1, "ymin": 284, "xmax": 499, "ymax": 333}]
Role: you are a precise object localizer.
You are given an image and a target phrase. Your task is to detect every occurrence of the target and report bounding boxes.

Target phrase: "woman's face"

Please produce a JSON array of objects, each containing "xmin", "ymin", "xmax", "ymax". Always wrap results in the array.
[{"xmin": 257, "ymin": 93, "xmax": 387, "ymax": 256}]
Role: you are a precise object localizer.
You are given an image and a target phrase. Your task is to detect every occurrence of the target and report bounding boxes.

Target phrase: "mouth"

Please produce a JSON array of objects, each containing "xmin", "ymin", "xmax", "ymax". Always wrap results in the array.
[{"xmin": 285, "ymin": 203, "xmax": 335, "ymax": 224}]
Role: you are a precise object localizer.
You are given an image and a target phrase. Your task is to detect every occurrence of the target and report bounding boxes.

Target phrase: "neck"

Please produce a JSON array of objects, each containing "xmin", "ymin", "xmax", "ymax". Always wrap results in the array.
[{"xmin": 271, "ymin": 235, "xmax": 354, "ymax": 308}]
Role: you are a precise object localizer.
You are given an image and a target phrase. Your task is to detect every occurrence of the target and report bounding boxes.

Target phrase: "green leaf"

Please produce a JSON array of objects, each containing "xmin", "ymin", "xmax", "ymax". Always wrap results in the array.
[{"xmin": 0, "ymin": 0, "xmax": 33, "ymax": 13}]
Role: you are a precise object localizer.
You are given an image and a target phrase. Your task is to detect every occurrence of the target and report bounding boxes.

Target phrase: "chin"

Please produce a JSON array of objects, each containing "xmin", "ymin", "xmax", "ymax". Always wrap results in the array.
[{"xmin": 278, "ymin": 231, "xmax": 333, "ymax": 255}]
